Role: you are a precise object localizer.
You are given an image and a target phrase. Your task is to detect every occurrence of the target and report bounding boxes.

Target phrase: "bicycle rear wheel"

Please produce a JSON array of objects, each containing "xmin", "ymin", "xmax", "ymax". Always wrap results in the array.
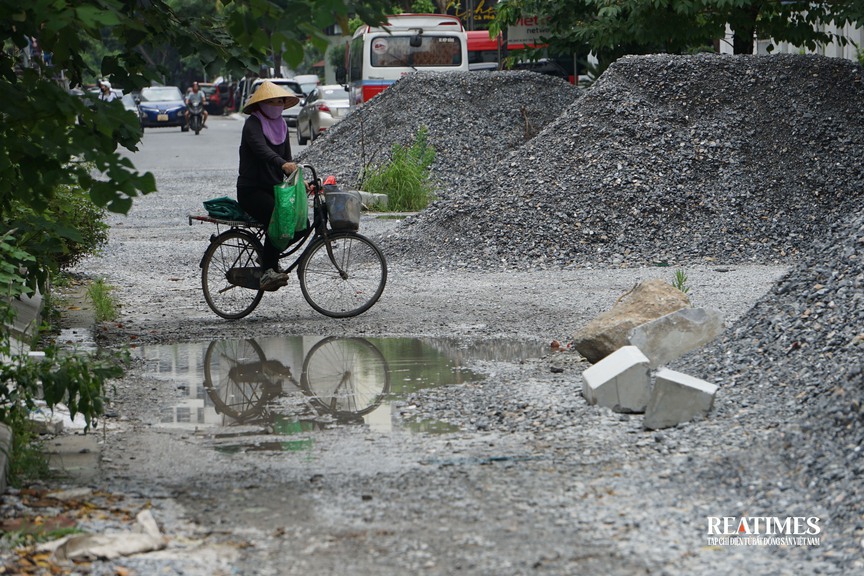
[
  {"xmin": 298, "ymin": 231, "xmax": 387, "ymax": 318},
  {"xmin": 201, "ymin": 230, "xmax": 264, "ymax": 319},
  {"xmin": 204, "ymin": 339, "xmax": 273, "ymax": 422}
]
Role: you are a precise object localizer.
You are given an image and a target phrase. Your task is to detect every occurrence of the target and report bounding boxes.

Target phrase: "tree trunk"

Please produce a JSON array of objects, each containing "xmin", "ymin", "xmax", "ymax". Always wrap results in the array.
[
  {"xmin": 730, "ymin": 6, "xmax": 760, "ymax": 54},
  {"xmin": 733, "ymin": 27, "xmax": 755, "ymax": 54}
]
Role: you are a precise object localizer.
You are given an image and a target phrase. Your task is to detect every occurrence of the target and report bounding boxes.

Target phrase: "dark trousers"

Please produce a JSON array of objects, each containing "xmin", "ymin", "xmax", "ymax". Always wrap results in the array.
[{"xmin": 237, "ymin": 185, "xmax": 280, "ymax": 271}]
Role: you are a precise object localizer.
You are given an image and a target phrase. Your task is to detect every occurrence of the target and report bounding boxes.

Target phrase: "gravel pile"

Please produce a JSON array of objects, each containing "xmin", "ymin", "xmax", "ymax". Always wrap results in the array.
[
  {"xmin": 295, "ymin": 70, "xmax": 581, "ymax": 198},
  {"xmin": 301, "ymin": 53, "xmax": 863, "ymax": 270},
  {"xmin": 301, "ymin": 53, "xmax": 864, "ymax": 565},
  {"xmin": 673, "ymin": 208, "xmax": 864, "ymax": 555}
]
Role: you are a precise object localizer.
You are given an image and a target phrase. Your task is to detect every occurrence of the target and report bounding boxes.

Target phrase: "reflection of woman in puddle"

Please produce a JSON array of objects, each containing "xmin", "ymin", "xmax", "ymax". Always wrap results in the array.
[
  {"xmin": 205, "ymin": 337, "xmax": 390, "ymax": 423},
  {"xmin": 260, "ymin": 359, "xmax": 296, "ymax": 389}
]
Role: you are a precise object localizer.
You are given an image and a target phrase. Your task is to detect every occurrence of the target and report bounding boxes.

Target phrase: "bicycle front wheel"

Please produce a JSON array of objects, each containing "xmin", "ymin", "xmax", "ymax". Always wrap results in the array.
[
  {"xmin": 301, "ymin": 337, "xmax": 390, "ymax": 418},
  {"xmin": 201, "ymin": 230, "xmax": 264, "ymax": 319},
  {"xmin": 298, "ymin": 231, "xmax": 387, "ymax": 318}
]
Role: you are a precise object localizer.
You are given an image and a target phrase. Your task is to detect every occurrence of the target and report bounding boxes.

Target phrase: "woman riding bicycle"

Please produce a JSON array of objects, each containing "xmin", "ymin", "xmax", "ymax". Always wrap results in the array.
[{"xmin": 236, "ymin": 80, "xmax": 301, "ymax": 291}]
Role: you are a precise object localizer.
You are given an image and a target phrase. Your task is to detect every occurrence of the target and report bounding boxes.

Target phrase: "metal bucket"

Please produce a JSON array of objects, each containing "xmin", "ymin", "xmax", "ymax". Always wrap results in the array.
[{"xmin": 324, "ymin": 186, "xmax": 361, "ymax": 230}]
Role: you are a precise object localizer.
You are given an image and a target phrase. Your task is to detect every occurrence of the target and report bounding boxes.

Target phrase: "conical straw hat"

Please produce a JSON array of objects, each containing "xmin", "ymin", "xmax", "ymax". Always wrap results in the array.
[{"xmin": 242, "ymin": 80, "xmax": 300, "ymax": 113}]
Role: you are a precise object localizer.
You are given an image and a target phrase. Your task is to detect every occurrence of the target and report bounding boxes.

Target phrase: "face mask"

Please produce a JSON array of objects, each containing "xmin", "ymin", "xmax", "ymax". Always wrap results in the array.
[{"xmin": 259, "ymin": 103, "xmax": 283, "ymax": 119}]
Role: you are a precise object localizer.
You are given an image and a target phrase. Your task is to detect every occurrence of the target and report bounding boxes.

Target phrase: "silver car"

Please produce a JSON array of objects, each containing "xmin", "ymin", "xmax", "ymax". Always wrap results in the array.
[{"xmin": 296, "ymin": 85, "xmax": 351, "ymax": 145}]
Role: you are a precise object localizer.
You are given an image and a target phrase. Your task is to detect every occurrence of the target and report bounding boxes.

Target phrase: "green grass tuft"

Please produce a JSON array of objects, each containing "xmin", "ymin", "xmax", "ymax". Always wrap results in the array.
[
  {"xmin": 87, "ymin": 278, "xmax": 117, "ymax": 322},
  {"xmin": 672, "ymin": 269, "xmax": 690, "ymax": 295},
  {"xmin": 361, "ymin": 126, "xmax": 436, "ymax": 212}
]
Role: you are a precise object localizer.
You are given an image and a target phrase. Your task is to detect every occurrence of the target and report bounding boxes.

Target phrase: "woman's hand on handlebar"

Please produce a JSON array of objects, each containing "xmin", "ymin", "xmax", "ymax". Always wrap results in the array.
[{"xmin": 281, "ymin": 161, "xmax": 298, "ymax": 175}]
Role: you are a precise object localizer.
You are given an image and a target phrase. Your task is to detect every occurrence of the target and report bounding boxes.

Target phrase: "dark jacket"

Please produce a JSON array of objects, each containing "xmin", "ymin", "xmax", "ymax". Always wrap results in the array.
[{"xmin": 236, "ymin": 115, "xmax": 292, "ymax": 191}]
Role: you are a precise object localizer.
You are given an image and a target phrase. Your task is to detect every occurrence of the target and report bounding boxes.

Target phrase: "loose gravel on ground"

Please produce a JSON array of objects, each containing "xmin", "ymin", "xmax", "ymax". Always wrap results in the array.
[{"xmin": 304, "ymin": 53, "xmax": 864, "ymax": 572}]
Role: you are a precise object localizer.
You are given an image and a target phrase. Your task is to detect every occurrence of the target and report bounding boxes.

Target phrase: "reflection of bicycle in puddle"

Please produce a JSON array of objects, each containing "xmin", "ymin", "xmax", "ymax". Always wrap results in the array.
[{"xmin": 203, "ymin": 337, "xmax": 390, "ymax": 429}]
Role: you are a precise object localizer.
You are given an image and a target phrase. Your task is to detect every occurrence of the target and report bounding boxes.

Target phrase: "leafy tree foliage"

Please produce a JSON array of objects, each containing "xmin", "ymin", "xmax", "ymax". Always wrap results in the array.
[
  {"xmin": 1, "ymin": 0, "xmax": 389, "ymax": 288},
  {"xmin": 492, "ymin": 0, "xmax": 864, "ymax": 72}
]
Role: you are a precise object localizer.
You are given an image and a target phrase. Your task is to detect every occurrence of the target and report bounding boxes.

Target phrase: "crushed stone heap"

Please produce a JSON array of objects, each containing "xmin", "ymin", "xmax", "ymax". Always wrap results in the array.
[
  {"xmin": 374, "ymin": 53, "xmax": 863, "ymax": 270},
  {"xmin": 674, "ymin": 207, "xmax": 864, "ymax": 547},
  {"xmin": 296, "ymin": 70, "xmax": 581, "ymax": 199}
]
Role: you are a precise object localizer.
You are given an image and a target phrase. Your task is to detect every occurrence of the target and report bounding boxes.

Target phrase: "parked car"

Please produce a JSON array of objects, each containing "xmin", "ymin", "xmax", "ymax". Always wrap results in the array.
[
  {"xmin": 511, "ymin": 58, "xmax": 570, "ymax": 82},
  {"xmin": 292, "ymin": 74, "xmax": 320, "ymax": 96},
  {"xmin": 296, "ymin": 84, "xmax": 350, "ymax": 145},
  {"xmin": 195, "ymin": 82, "xmax": 218, "ymax": 114},
  {"xmin": 86, "ymin": 85, "xmax": 123, "ymax": 102},
  {"xmin": 138, "ymin": 86, "xmax": 188, "ymax": 130},
  {"xmin": 73, "ymin": 86, "xmax": 136, "ymax": 124},
  {"xmin": 215, "ymin": 82, "xmax": 234, "ymax": 112},
  {"xmin": 195, "ymin": 81, "xmax": 232, "ymax": 115},
  {"xmin": 245, "ymin": 78, "xmax": 303, "ymax": 127},
  {"xmin": 121, "ymin": 92, "xmax": 139, "ymax": 115}
]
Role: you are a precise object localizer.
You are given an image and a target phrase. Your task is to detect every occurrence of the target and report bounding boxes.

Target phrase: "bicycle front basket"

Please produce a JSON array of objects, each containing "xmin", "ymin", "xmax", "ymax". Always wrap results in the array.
[{"xmin": 324, "ymin": 185, "xmax": 361, "ymax": 230}]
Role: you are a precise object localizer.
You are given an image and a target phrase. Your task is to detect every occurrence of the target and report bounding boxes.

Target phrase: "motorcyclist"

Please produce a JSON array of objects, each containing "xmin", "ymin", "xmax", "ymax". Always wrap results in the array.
[
  {"xmin": 98, "ymin": 79, "xmax": 117, "ymax": 102},
  {"xmin": 184, "ymin": 81, "xmax": 208, "ymax": 128}
]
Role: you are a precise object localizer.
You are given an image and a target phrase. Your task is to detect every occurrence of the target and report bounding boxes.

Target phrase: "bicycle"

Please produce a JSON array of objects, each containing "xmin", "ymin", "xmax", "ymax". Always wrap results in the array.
[
  {"xmin": 203, "ymin": 336, "xmax": 391, "ymax": 426},
  {"xmin": 189, "ymin": 164, "xmax": 387, "ymax": 320}
]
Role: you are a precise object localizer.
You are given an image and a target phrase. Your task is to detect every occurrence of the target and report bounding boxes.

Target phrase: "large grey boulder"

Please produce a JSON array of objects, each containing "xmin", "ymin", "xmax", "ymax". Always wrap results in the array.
[
  {"xmin": 628, "ymin": 307, "xmax": 725, "ymax": 368},
  {"xmin": 572, "ymin": 279, "xmax": 690, "ymax": 364}
]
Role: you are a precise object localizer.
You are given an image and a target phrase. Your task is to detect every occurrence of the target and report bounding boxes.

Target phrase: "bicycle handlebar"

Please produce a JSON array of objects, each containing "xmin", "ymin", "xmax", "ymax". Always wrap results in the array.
[{"xmin": 300, "ymin": 163, "xmax": 323, "ymax": 197}]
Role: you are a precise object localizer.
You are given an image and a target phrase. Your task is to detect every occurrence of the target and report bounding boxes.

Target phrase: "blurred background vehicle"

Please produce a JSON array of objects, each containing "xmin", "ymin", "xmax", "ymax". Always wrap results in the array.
[
  {"xmin": 292, "ymin": 74, "xmax": 320, "ymax": 96},
  {"xmin": 196, "ymin": 82, "xmax": 219, "ymax": 114},
  {"xmin": 138, "ymin": 86, "xmax": 188, "ymax": 130},
  {"xmin": 510, "ymin": 58, "xmax": 571, "ymax": 82},
  {"xmin": 215, "ymin": 81, "xmax": 234, "ymax": 113},
  {"xmin": 296, "ymin": 84, "xmax": 350, "ymax": 145},
  {"xmin": 72, "ymin": 86, "xmax": 138, "ymax": 124},
  {"xmin": 245, "ymin": 78, "xmax": 303, "ymax": 127},
  {"xmin": 86, "ymin": 84, "xmax": 123, "ymax": 101},
  {"xmin": 121, "ymin": 92, "xmax": 139, "ymax": 115},
  {"xmin": 195, "ymin": 81, "xmax": 232, "ymax": 115}
]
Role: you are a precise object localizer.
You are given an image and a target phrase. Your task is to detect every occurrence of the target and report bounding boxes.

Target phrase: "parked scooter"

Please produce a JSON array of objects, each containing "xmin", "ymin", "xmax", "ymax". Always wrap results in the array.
[{"xmin": 187, "ymin": 100, "xmax": 205, "ymax": 135}]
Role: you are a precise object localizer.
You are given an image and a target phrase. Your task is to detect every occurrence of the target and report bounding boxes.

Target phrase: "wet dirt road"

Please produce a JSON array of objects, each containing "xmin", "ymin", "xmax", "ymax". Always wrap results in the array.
[{"xmin": 21, "ymin": 115, "xmax": 803, "ymax": 575}]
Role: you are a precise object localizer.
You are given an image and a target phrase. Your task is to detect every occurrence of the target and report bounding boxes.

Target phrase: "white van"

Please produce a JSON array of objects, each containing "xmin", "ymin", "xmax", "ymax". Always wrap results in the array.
[{"xmin": 347, "ymin": 14, "xmax": 468, "ymax": 106}]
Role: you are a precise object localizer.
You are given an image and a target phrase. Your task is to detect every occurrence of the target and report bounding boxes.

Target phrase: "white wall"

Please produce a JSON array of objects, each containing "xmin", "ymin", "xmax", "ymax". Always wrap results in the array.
[{"xmin": 721, "ymin": 22, "xmax": 864, "ymax": 62}]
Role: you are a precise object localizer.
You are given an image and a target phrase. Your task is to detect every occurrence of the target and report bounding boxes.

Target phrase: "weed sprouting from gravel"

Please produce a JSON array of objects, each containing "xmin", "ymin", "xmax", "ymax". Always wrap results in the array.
[{"xmin": 672, "ymin": 269, "xmax": 690, "ymax": 294}]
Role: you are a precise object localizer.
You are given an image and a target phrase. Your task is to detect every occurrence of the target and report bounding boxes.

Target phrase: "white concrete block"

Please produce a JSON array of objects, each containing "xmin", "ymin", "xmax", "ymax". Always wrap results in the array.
[
  {"xmin": 8, "ymin": 291, "xmax": 44, "ymax": 341},
  {"xmin": 581, "ymin": 345, "xmax": 651, "ymax": 413},
  {"xmin": 643, "ymin": 367, "xmax": 718, "ymax": 430},
  {"xmin": 356, "ymin": 190, "xmax": 389, "ymax": 210}
]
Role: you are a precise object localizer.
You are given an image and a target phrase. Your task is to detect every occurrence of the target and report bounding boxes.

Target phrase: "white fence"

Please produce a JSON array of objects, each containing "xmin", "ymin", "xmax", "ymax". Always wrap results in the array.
[{"xmin": 720, "ymin": 22, "xmax": 864, "ymax": 62}]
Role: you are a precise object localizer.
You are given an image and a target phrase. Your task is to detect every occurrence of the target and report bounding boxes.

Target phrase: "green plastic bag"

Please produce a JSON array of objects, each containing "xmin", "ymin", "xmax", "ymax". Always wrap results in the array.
[
  {"xmin": 268, "ymin": 167, "xmax": 308, "ymax": 251},
  {"xmin": 203, "ymin": 197, "xmax": 255, "ymax": 222}
]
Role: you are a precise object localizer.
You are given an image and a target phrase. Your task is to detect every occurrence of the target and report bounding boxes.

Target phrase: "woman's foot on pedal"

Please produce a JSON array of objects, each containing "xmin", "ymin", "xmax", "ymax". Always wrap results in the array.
[{"xmin": 260, "ymin": 268, "xmax": 290, "ymax": 291}]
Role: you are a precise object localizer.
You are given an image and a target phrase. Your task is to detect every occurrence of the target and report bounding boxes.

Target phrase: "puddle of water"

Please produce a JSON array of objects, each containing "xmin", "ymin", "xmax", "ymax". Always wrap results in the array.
[{"xmin": 134, "ymin": 336, "xmax": 545, "ymax": 445}]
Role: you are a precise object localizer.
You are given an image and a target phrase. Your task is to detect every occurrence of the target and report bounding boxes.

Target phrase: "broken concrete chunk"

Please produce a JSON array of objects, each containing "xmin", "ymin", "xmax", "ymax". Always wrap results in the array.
[
  {"xmin": 628, "ymin": 307, "xmax": 725, "ymax": 368},
  {"xmin": 46, "ymin": 510, "xmax": 166, "ymax": 561},
  {"xmin": 581, "ymin": 345, "xmax": 651, "ymax": 413},
  {"xmin": 643, "ymin": 368, "xmax": 718, "ymax": 430},
  {"xmin": 572, "ymin": 279, "xmax": 690, "ymax": 364}
]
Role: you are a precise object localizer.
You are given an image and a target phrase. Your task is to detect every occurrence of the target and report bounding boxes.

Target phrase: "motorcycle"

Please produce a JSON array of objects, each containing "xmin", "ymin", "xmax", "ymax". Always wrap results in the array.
[{"xmin": 187, "ymin": 100, "xmax": 204, "ymax": 135}]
